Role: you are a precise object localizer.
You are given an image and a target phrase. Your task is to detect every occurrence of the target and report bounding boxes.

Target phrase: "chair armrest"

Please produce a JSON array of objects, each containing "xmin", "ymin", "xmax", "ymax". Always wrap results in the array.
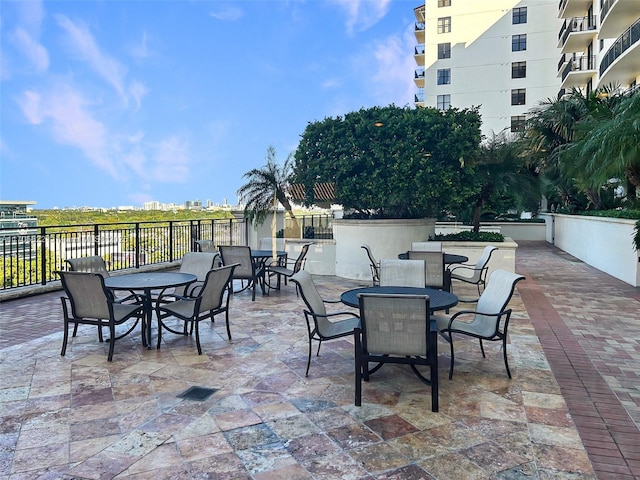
[
  {"xmin": 323, "ymin": 299, "xmax": 343, "ymax": 304},
  {"xmin": 322, "ymin": 311, "xmax": 360, "ymax": 319},
  {"xmin": 449, "ymin": 264, "xmax": 481, "ymax": 275},
  {"xmin": 444, "ymin": 309, "xmax": 508, "ymax": 330}
]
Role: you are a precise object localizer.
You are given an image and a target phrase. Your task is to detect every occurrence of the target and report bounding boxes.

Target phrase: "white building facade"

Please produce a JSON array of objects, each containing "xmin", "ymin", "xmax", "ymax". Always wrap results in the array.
[
  {"xmin": 414, "ymin": 0, "xmax": 639, "ymax": 138},
  {"xmin": 559, "ymin": 0, "xmax": 639, "ymax": 94}
]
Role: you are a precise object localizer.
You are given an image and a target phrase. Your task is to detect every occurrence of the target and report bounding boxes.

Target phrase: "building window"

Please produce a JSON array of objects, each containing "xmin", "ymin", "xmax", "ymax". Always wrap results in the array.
[
  {"xmin": 437, "ymin": 43, "xmax": 451, "ymax": 59},
  {"xmin": 512, "ymin": 34, "xmax": 527, "ymax": 51},
  {"xmin": 438, "ymin": 0, "xmax": 451, "ymax": 6},
  {"xmin": 512, "ymin": 7, "xmax": 527, "ymax": 24},
  {"xmin": 437, "ymin": 69, "xmax": 451, "ymax": 85},
  {"xmin": 511, "ymin": 89, "xmax": 526, "ymax": 105},
  {"xmin": 512, "ymin": 61, "xmax": 526, "ymax": 78},
  {"xmin": 437, "ymin": 94, "xmax": 451, "ymax": 110},
  {"xmin": 511, "ymin": 116, "xmax": 526, "ymax": 132},
  {"xmin": 437, "ymin": 17, "xmax": 451, "ymax": 34}
]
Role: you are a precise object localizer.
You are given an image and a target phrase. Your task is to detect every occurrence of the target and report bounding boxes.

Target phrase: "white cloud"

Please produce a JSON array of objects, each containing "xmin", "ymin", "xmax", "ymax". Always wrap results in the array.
[
  {"xmin": 129, "ymin": 80, "xmax": 148, "ymax": 110},
  {"xmin": 55, "ymin": 15, "xmax": 128, "ymax": 100},
  {"xmin": 55, "ymin": 15, "xmax": 148, "ymax": 110},
  {"xmin": 15, "ymin": 0, "xmax": 45, "ymax": 32},
  {"xmin": 209, "ymin": 5, "xmax": 244, "ymax": 21},
  {"xmin": 11, "ymin": 28, "xmax": 49, "ymax": 72},
  {"xmin": 17, "ymin": 90, "xmax": 44, "ymax": 124},
  {"xmin": 370, "ymin": 29, "xmax": 416, "ymax": 106},
  {"xmin": 322, "ymin": 78, "xmax": 341, "ymax": 89},
  {"xmin": 17, "ymin": 84, "xmax": 117, "ymax": 177},
  {"xmin": 148, "ymin": 136, "xmax": 190, "ymax": 182},
  {"xmin": 331, "ymin": 0, "xmax": 392, "ymax": 35},
  {"xmin": 129, "ymin": 31, "xmax": 152, "ymax": 60}
]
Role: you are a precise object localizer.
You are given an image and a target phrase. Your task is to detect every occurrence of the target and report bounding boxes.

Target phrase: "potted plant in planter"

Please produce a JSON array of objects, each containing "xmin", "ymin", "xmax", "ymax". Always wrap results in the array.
[
  {"xmin": 293, "ymin": 104, "xmax": 482, "ymax": 221},
  {"xmin": 292, "ymin": 105, "xmax": 484, "ymax": 279}
]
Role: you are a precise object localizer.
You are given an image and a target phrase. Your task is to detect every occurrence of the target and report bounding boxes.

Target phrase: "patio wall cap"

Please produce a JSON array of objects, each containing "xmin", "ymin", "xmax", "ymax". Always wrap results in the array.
[{"xmin": 334, "ymin": 218, "xmax": 437, "ymax": 226}]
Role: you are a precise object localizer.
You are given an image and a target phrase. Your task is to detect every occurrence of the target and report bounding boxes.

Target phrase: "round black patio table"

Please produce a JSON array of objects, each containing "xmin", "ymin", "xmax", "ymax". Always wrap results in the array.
[
  {"xmin": 341, "ymin": 286, "xmax": 458, "ymax": 311},
  {"xmin": 398, "ymin": 252, "xmax": 469, "ymax": 265},
  {"xmin": 105, "ymin": 272, "xmax": 197, "ymax": 348},
  {"xmin": 250, "ymin": 250, "xmax": 287, "ymax": 295}
]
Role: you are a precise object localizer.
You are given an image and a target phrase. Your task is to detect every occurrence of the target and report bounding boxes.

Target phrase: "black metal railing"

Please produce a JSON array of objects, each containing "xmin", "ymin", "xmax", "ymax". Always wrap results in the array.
[
  {"xmin": 559, "ymin": 16, "xmax": 597, "ymax": 46},
  {"xmin": 282, "ymin": 214, "xmax": 334, "ymax": 240},
  {"xmin": 600, "ymin": 0, "xmax": 615, "ymax": 25},
  {"xmin": 0, "ymin": 218, "xmax": 247, "ymax": 290},
  {"xmin": 599, "ymin": 19, "xmax": 640, "ymax": 77},
  {"xmin": 561, "ymin": 54, "xmax": 596, "ymax": 81}
]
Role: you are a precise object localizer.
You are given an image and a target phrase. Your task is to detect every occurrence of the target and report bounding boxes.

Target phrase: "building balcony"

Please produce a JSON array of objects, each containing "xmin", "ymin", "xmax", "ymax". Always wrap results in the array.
[
  {"xmin": 557, "ymin": 52, "xmax": 570, "ymax": 72},
  {"xmin": 600, "ymin": 0, "xmax": 638, "ymax": 38},
  {"xmin": 558, "ymin": 0, "xmax": 593, "ymax": 18},
  {"xmin": 414, "ymin": 89, "xmax": 425, "ymax": 104},
  {"xmin": 414, "ymin": 44, "xmax": 425, "ymax": 66},
  {"xmin": 414, "ymin": 68, "xmax": 425, "ymax": 88},
  {"xmin": 599, "ymin": 18, "xmax": 640, "ymax": 87},
  {"xmin": 559, "ymin": 54, "xmax": 597, "ymax": 89},
  {"xmin": 414, "ymin": 21, "xmax": 425, "ymax": 43},
  {"xmin": 557, "ymin": 16, "xmax": 597, "ymax": 52}
]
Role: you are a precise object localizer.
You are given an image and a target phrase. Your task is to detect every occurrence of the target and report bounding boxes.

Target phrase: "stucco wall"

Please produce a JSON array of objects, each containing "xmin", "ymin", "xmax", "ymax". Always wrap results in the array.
[{"xmin": 541, "ymin": 213, "xmax": 639, "ymax": 287}]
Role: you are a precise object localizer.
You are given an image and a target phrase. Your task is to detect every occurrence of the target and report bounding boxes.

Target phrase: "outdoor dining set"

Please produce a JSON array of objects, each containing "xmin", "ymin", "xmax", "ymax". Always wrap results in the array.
[{"xmin": 56, "ymin": 239, "xmax": 524, "ymax": 412}]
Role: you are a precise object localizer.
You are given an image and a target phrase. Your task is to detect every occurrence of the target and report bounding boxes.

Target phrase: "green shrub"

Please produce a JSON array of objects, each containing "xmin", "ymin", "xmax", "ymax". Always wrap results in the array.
[{"xmin": 432, "ymin": 231, "xmax": 504, "ymax": 242}]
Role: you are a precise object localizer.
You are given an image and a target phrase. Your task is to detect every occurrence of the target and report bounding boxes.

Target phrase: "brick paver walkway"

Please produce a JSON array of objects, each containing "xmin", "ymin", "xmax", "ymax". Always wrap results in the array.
[{"xmin": 516, "ymin": 241, "xmax": 640, "ymax": 479}]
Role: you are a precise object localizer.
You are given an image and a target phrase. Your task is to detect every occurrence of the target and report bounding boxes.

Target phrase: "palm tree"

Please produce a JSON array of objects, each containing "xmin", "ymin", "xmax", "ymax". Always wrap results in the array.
[
  {"xmin": 236, "ymin": 146, "xmax": 299, "ymax": 232},
  {"xmin": 564, "ymin": 89, "xmax": 640, "ymax": 202},
  {"xmin": 524, "ymin": 87, "xmax": 623, "ymax": 210},
  {"xmin": 468, "ymin": 132, "xmax": 539, "ymax": 231}
]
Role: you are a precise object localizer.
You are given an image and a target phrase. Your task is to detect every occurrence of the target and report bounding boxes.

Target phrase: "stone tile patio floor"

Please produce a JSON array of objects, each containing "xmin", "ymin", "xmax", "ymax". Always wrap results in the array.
[{"xmin": 0, "ymin": 241, "xmax": 638, "ymax": 479}]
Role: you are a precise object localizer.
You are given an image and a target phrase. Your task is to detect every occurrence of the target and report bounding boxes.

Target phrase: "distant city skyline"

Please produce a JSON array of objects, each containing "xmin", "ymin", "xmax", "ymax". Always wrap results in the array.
[{"xmin": 1, "ymin": 0, "xmax": 415, "ymax": 209}]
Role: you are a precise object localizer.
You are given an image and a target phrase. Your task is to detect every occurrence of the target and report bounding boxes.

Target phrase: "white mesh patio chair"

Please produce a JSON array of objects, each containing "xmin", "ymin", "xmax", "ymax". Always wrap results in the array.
[
  {"xmin": 379, "ymin": 259, "xmax": 425, "ymax": 287},
  {"xmin": 290, "ymin": 270, "xmax": 360, "ymax": 376},
  {"xmin": 433, "ymin": 269, "xmax": 525, "ymax": 379},
  {"xmin": 155, "ymin": 264, "xmax": 238, "ymax": 353},
  {"xmin": 219, "ymin": 245, "xmax": 262, "ymax": 301},
  {"xmin": 174, "ymin": 252, "xmax": 221, "ymax": 297},
  {"xmin": 57, "ymin": 270, "xmax": 144, "ymax": 362},
  {"xmin": 266, "ymin": 242, "xmax": 313, "ymax": 293},
  {"xmin": 195, "ymin": 240, "xmax": 223, "ymax": 266},
  {"xmin": 407, "ymin": 251, "xmax": 445, "ymax": 289},
  {"xmin": 411, "ymin": 241, "xmax": 442, "ymax": 252},
  {"xmin": 355, "ymin": 293, "xmax": 438, "ymax": 412},
  {"xmin": 449, "ymin": 245, "xmax": 498, "ymax": 300},
  {"xmin": 360, "ymin": 244, "xmax": 380, "ymax": 286}
]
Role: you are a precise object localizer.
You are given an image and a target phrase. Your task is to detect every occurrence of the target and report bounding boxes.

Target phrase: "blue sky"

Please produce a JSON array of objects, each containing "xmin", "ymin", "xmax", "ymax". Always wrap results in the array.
[{"xmin": 1, "ymin": 0, "xmax": 418, "ymax": 209}]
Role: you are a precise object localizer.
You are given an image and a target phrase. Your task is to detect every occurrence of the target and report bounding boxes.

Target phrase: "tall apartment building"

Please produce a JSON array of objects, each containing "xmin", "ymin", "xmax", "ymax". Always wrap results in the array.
[
  {"xmin": 414, "ymin": 0, "xmax": 640, "ymax": 138},
  {"xmin": 559, "ymin": 0, "xmax": 639, "ymax": 95}
]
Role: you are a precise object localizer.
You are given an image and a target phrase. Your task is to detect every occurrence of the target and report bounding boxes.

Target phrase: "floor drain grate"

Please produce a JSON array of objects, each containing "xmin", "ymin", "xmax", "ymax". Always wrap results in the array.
[{"xmin": 177, "ymin": 386, "xmax": 218, "ymax": 401}]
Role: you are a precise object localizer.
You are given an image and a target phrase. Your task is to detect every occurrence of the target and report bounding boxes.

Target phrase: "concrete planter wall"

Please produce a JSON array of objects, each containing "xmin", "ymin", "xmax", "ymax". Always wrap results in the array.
[
  {"xmin": 334, "ymin": 218, "xmax": 437, "ymax": 281},
  {"xmin": 435, "ymin": 222, "xmax": 546, "ymax": 240},
  {"xmin": 252, "ymin": 219, "xmax": 518, "ymax": 280},
  {"xmin": 540, "ymin": 213, "xmax": 639, "ymax": 287}
]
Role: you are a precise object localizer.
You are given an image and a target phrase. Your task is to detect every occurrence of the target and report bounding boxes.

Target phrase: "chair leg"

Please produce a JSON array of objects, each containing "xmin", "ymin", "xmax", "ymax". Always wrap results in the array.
[
  {"xmin": 225, "ymin": 310, "xmax": 232, "ymax": 340},
  {"xmin": 503, "ymin": 336, "xmax": 512, "ymax": 379},
  {"xmin": 156, "ymin": 318, "xmax": 163, "ymax": 350},
  {"xmin": 305, "ymin": 337, "xmax": 312, "ymax": 377},
  {"xmin": 355, "ymin": 337, "xmax": 362, "ymax": 406},
  {"xmin": 479, "ymin": 339, "xmax": 486, "ymax": 358},
  {"xmin": 61, "ymin": 321, "xmax": 70, "ymax": 356},
  {"xmin": 194, "ymin": 321, "xmax": 202, "ymax": 355},
  {"xmin": 448, "ymin": 336, "xmax": 455, "ymax": 380},
  {"xmin": 107, "ymin": 324, "xmax": 116, "ymax": 362}
]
